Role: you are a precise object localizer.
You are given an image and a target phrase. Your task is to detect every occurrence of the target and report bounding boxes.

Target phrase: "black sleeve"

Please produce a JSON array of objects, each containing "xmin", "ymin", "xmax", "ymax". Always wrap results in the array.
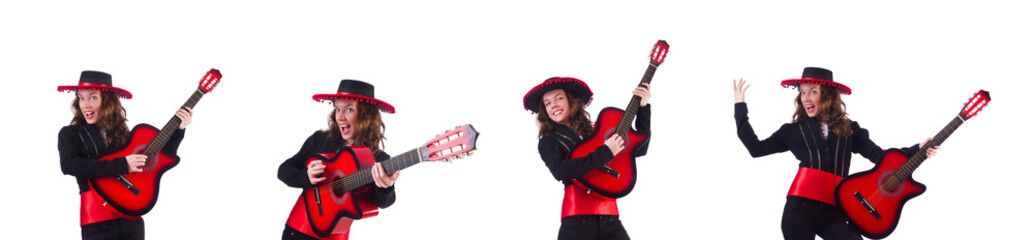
[
  {"xmin": 278, "ymin": 131, "xmax": 323, "ymax": 188},
  {"xmin": 734, "ymin": 103, "xmax": 791, "ymax": 157},
  {"xmin": 58, "ymin": 126, "xmax": 129, "ymax": 178},
  {"xmin": 851, "ymin": 122, "xmax": 921, "ymax": 163},
  {"xmin": 370, "ymin": 151, "xmax": 396, "ymax": 209},
  {"xmin": 538, "ymin": 136, "xmax": 615, "ymax": 181},
  {"xmin": 631, "ymin": 104, "xmax": 651, "ymax": 157},
  {"xmin": 160, "ymin": 129, "xmax": 186, "ymax": 156}
]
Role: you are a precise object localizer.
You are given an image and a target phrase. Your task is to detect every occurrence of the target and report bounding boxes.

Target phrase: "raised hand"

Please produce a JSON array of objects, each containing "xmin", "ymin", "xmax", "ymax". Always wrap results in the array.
[
  {"xmin": 371, "ymin": 162, "xmax": 400, "ymax": 188},
  {"xmin": 734, "ymin": 78, "xmax": 750, "ymax": 103},
  {"xmin": 634, "ymin": 83, "xmax": 652, "ymax": 107}
]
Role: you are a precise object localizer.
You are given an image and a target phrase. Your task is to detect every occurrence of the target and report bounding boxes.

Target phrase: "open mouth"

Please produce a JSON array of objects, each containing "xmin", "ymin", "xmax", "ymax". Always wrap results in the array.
[
  {"xmin": 84, "ymin": 111, "xmax": 96, "ymax": 120},
  {"xmin": 339, "ymin": 123, "xmax": 352, "ymax": 135},
  {"xmin": 805, "ymin": 105, "xmax": 816, "ymax": 114},
  {"xmin": 552, "ymin": 109, "xmax": 564, "ymax": 117}
]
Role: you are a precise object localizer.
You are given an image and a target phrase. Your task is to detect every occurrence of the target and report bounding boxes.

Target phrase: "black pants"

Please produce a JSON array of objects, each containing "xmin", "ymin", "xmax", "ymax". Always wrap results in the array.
[
  {"xmin": 781, "ymin": 197, "xmax": 862, "ymax": 240},
  {"xmin": 558, "ymin": 215, "xmax": 630, "ymax": 240},
  {"xmin": 81, "ymin": 218, "xmax": 144, "ymax": 240}
]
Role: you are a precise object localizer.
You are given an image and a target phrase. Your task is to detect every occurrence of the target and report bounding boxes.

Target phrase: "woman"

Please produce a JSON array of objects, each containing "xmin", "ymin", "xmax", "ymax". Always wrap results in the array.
[
  {"xmin": 278, "ymin": 79, "xmax": 401, "ymax": 240},
  {"xmin": 732, "ymin": 67, "xmax": 940, "ymax": 240},
  {"xmin": 524, "ymin": 77, "xmax": 651, "ymax": 240},
  {"xmin": 57, "ymin": 70, "xmax": 192, "ymax": 240}
]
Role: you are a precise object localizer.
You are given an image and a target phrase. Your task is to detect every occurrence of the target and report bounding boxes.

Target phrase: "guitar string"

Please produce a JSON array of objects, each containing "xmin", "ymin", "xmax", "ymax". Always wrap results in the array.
[{"xmin": 858, "ymin": 114, "xmax": 965, "ymax": 210}]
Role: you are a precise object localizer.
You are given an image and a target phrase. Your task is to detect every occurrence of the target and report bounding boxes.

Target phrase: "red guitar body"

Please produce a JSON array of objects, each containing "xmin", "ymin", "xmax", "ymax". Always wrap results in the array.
[
  {"xmin": 302, "ymin": 148, "xmax": 379, "ymax": 238},
  {"xmin": 89, "ymin": 124, "xmax": 180, "ymax": 216},
  {"xmin": 835, "ymin": 90, "xmax": 989, "ymax": 239},
  {"xmin": 570, "ymin": 107, "xmax": 648, "ymax": 199},
  {"xmin": 835, "ymin": 149, "xmax": 926, "ymax": 239},
  {"xmin": 86, "ymin": 68, "xmax": 222, "ymax": 217}
]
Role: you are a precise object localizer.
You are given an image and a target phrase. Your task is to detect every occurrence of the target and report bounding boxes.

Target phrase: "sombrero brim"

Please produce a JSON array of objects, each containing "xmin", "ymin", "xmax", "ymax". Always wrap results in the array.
[
  {"xmin": 523, "ymin": 77, "xmax": 593, "ymax": 113},
  {"xmin": 57, "ymin": 84, "xmax": 133, "ymax": 99},
  {"xmin": 780, "ymin": 78, "xmax": 852, "ymax": 95},
  {"xmin": 313, "ymin": 93, "xmax": 395, "ymax": 114}
]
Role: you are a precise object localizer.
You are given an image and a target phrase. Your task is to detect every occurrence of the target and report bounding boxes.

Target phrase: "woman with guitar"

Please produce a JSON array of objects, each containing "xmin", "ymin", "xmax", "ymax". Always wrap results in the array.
[
  {"xmin": 732, "ymin": 67, "xmax": 939, "ymax": 240},
  {"xmin": 58, "ymin": 70, "xmax": 193, "ymax": 240},
  {"xmin": 524, "ymin": 77, "xmax": 651, "ymax": 240},
  {"xmin": 278, "ymin": 79, "xmax": 400, "ymax": 240}
]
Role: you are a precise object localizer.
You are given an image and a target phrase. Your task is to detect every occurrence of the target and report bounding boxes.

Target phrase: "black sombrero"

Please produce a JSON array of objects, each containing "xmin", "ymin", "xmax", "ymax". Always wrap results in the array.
[
  {"xmin": 523, "ymin": 77, "xmax": 593, "ymax": 113},
  {"xmin": 57, "ymin": 70, "xmax": 133, "ymax": 99},
  {"xmin": 780, "ymin": 67, "xmax": 852, "ymax": 95},
  {"xmin": 312, "ymin": 79, "xmax": 395, "ymax": 114}
]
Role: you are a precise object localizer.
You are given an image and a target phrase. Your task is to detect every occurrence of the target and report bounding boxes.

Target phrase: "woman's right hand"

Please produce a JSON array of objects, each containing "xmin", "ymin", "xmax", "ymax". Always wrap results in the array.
[
  {"xmin": 307, "ymin": 160, "xmax": 327, "ymax": 185},
  {"xmin": 604, "ymin": 134, "xmax": 626, "ymax": 156},
  {"xmin": 126, "ymin": 154, "xmax": 147, "ymax": 173},
  {"xmin": 734, "ymin": 78, "xmax": 750, "ymax": 103}
]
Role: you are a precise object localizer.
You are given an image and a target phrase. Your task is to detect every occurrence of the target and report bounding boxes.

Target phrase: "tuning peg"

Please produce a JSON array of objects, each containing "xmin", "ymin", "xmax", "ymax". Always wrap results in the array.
[{"xmin": 465, "ymin": 151, "xmax": 474, "ymax": 157}]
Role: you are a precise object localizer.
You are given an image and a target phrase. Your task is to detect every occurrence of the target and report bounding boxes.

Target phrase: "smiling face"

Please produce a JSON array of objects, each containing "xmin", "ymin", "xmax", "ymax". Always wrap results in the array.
[
  {"xmin": 541, "ymin": 88, "xmax": 571, "ymax": 124},
  {"xmin": 77, "ymin": 90, "xmax": 104, "ymax": 124},
  {"xmin": 333, "ymin": 99, "xmax": 359, "ymax": 145},
  {"xmin": 798, "ymin": 83, "xmax": 822, "ymax": 118}
]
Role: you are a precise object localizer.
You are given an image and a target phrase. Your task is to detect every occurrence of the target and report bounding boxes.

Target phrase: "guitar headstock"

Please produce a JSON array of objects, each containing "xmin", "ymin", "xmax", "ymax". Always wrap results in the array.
[
  {"xmin": 650, "ymin": 40, "xmax": 670, "ymax": 66},
  {"xmin": 960, "ymin": 90, "xmax": 991, "ymax": 120},
  {"xmin": 198, "ymin": 68, "xmax": 222, "ymax": 93},
  {"xmin": 422, "ymin": 124, "xmax": 480, "ymax": 162}
]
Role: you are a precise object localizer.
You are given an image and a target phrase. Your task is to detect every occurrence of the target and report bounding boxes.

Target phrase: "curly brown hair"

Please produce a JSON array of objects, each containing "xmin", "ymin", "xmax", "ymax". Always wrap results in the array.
[
  {"xmin": 324, "ymin": 101, "xmax": 386, "ymax": 153},
  {"xmin": 792, "ymin": 84, "xmax": 853, "ymax": 137},
  {"xmin": 537, "ymin": 89, "xmax": 593, "ymax": 138},
  {"xmin": 70, "ymin": 91, "xmax": 130, "ymax": 147}
]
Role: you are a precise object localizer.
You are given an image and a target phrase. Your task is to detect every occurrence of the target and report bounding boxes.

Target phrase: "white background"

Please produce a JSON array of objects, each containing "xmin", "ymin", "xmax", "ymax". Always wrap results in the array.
[{"xmin": 1, "ymin": 1, "xmax": 1031, "ymax": 239}]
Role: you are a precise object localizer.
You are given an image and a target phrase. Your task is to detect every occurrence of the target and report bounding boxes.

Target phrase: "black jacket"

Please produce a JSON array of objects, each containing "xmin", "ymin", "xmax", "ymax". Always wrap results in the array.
[
  {"xmin": 58, "ymin": 124, "xmax": 185, "ymax": 193},
  {"xmin": 538, "ymin": 105, "xmax": 651, "ymax": 186},
  {"xmin": 278, "ymin": 131, "xmax": 395, "ymax": 208},
  {"xmin": 734, "ymin": 103, "xmax": 918, "ymax": 177}
]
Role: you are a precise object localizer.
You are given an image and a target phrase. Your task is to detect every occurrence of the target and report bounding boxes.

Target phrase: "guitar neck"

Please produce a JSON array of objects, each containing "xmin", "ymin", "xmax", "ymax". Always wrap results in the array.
[
  {"xmin": 142, "ymin": 88, "xmax": 206, "ymax": 156},
  {"xmin": 334, "ymin": 147, "xmax": 427, "ymax": 192},
  {"xmin": 893, "ymin": 113, "xmax": 966, "ymax": 178},
  {"xmin": 615, "ymin": 62, "xmax": 658, "ymax": 134}
]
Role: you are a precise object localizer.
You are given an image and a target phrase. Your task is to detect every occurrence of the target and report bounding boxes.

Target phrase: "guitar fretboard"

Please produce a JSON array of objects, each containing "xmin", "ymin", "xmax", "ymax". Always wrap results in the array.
[
  {"xmin": 330, "ymin": 147, "xmax": 427, "ymax": 192},
  {"xmin": 891, "ymin": 112, "xmax": 965, "ymax": 180},
  {"xmin": 614, "ymin": 62, "xmax": 658, "ymax": 135},
  {"xmin": 143, "ymin": 88, "xmax": 206, "ymax": 160}
]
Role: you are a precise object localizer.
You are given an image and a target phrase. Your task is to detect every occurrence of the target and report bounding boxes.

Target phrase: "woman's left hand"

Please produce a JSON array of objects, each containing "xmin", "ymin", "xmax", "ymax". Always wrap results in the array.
[
  {"xmin": 176, "ymin": 107, "xmax": 193, "ymax": 130},
  {"xmin": 372, "ymin": 162, "xmax": 400, "ymax": 188},
  {"xmin": 634, "ymin": 83, "xmax": 652, "ymax": 107},
  {"xmin": 920, "ymin": 137, "xmax": 940, "ymax": 158}
]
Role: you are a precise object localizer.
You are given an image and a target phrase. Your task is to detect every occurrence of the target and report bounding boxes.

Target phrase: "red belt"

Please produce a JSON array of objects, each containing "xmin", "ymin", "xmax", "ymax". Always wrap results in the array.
[
  {"xmin": 285, "ymin": 195, "xmax": 351, "ymax": 240},
  {"xmin": 80, "ymin": 190, "xmax": 140, "ymax": 226},
  {"xmin": 786, "ymin": 167, "xmax": 844, "ymax": 206},
  {"xmin": 561, "ymin": 185, "xmax": 619, "ymax": 218}
]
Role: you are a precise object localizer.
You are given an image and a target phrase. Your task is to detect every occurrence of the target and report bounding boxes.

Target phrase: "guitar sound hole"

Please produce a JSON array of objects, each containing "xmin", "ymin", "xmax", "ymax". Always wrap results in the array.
[
  {"xmin": 603, "ymin": 128, "xmax": 629, "ymax": 149},
  {"xmin": 132, "ymin": 144, "xmax": 159, "ymax": 171},
  {"xmin": 332, "ymin": 176, "xmax": 345, "ymax": 198},
  {"xmin": 877, "ymin": 170, "xmax": 905, "ymax": 197}
]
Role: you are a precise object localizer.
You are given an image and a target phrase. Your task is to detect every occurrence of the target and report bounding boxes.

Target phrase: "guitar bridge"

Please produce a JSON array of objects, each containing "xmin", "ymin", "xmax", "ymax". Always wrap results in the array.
[
  {"xmin": 116, "ymin": 175, "xmax": 141, "ymax": 196},
  {"xmin": 598, "ymin": 166, "xmax": 620, "ymax": 178},
  {"xmin": 853, "ymin": 191, "xmax": 882, "ymax": 220},
  {"xmin": 313, "ymin": 186, "xmax": 324, "ymax": 216}
]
